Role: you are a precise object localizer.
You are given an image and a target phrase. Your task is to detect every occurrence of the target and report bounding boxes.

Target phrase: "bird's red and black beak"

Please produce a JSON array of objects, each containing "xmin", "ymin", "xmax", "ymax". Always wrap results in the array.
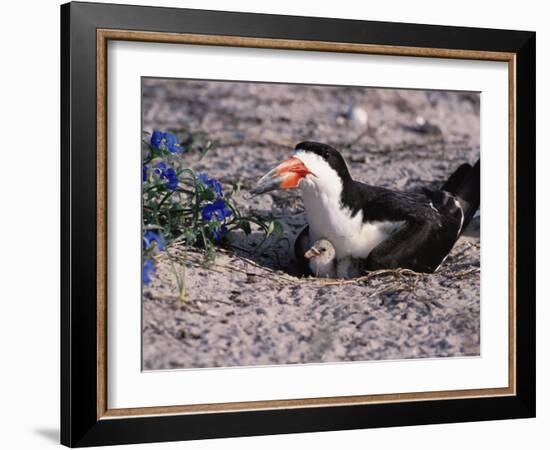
[{"xmin": 251, "ymin": 156, "xmax": 314, "ymax": 195}]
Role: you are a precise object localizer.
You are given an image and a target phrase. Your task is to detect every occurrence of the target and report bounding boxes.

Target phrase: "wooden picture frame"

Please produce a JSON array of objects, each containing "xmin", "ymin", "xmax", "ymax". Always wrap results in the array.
[{"xmin": 61, "ymin": 1, "xmax": 535, "ymax": 447}]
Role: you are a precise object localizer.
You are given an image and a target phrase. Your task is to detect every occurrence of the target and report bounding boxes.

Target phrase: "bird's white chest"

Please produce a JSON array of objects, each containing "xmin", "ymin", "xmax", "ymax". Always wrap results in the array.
[{"xmin": 301, "ymin": 182, "xmax": 403, "ymax": 259}]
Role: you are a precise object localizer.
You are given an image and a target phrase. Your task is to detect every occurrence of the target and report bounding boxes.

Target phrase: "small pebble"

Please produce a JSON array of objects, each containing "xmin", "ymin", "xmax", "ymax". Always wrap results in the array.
[
  {"xmin": 416, "ymin": 115, "xmax": 426, "ymax": 126},
  {"xmin": 348, "ymin": 106, "xmax": 368, "ymax": 126}
]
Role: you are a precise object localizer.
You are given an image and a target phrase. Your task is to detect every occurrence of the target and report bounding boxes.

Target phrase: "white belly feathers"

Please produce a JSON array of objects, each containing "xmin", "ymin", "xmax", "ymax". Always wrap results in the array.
[
  {"xmin": 295, "ymin": 150, "xmax": 405, "ymax": 261},
  {"xmin": 300, "ymin": 180, "xmax": 404, "ymax": 259}
]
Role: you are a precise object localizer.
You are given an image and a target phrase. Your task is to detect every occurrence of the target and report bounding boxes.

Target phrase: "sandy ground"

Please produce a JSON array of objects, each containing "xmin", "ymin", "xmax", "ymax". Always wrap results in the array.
[{"xmin": 142, "ymin": 79, "xmax": 480, "ymax": 370}]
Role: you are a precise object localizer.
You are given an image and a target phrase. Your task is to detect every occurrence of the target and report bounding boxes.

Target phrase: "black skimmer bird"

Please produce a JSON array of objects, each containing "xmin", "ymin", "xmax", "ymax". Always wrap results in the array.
[{"xmin": 251, "ymin": 141, "xmax": 480, "ymax": 274}]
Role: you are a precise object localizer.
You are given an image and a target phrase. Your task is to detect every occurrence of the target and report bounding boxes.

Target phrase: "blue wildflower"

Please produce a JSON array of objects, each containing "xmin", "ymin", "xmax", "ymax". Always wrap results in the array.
[
  {"xmin": 143, "ymin": 165, "xmax": 149, "ymax": 182},
  {"xmin": 198, "ymin": 173, "xmax": 223, "ymax": 196},
  {"xmin": 164, "ymin": 167, "xmax": 179, "ymax": 190},
  {"xmin": 153, "ymin": 161, "xmax": 167, "ymax": 177},
  {"xmin": 212, "ymin": 180, "xmax": 223, "ymax": 197},
  {"xmin": 201, "ymin": 204, "xmax": 214, "ymax": 221},
  {"xmin": 164, "ymin": 132, "xmax": 184, "ymax": 153},
  {"xmin": 213, "ymin": 198, "xmax": 232, "ymax": 219},
  {"xmin": 212, "ymin": 224, "xmax": 228, "ymax": 242},
  {"xmin": 143, "ymin": 258, "xmax": 155, "ymax": 285},
  {"xmin": 150, "ymin": 131, "xmax": 184, "ymax": 153},
  {"xmin": 152, "ymin": 162, "xmax": 178, "ymax": 190},
  {"xmin": 215, "ymin": 198, "xmax": 232, "ymax": 219},
  {"xmin": 201, "ymin": 198, "xmax": 232, "ymax": 222},
  {"xmin": 150, "ymin": 131, "xmax": 164, "ymax": 148},
  {"xmin": 143, "ymin": 230, "xmax": 165, "ymax": 251}
]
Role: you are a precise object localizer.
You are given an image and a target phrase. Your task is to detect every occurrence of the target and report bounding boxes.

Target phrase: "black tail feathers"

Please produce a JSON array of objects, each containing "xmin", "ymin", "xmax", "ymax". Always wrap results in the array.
[
  {"xmin": 443, "ymin": 160, "xmax": 480, "ymax": 232},
  {"xmin": 441, "ymin": 163, "xmax": 472, "ymax": 193}
]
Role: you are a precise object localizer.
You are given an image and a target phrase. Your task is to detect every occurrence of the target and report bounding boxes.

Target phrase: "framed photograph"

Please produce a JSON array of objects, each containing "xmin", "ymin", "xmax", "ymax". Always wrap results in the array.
[{"xmin": 61, "ymin": 1, "xmax": 535, "ymax": 447}]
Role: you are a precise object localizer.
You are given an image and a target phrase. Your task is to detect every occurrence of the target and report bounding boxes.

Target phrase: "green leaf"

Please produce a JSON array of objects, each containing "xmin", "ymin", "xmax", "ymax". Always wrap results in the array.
[
  {"xmin": 272, "ymin": 220, "xmax": 284, "ymax": 238},
  {"xmin": 231, "ymin": 181, "xmax": 241, "ymax": 196},
  {"xmin": 143, "ymin": 224, "xmax": 164, "ymax": 231},
  {"xmin": 183, "ymin": 229, "xmax": 198, "ymax": 245},
  {"xmin": 199, "ymin": 140, "xmax": 217, "ymax": 161},
  {"xmin": 266, "ymin": 221, "xmax": 275, "ymax": 237},
  {"xmin": 200, "ymin": 189, "xmax": 216, "ymax": 202},
  {"xmin": 239, "ymin": 220, "xmax": 252, "ymax": 236}
]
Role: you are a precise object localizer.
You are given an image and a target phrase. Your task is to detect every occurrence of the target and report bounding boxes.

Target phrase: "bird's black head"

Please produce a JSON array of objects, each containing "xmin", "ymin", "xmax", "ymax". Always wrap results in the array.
[
  {"xmin": 294, "ymin": 141, "xmax": 351, "ymax": 182},
  {"xmin": 250, "ymin": 141, "xmax": 352, "ymax": 196}
]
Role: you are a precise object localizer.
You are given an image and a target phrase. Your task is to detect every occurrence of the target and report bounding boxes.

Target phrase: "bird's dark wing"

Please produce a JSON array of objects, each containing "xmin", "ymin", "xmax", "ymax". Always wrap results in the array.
[
  {"xmin": 364, "ymin": 221, "xmax": 448, "ymax": 272},
  {"xmin": 345, "ymin": 180, "xmax": 442, "ymax": 224},
  {"xmin": 347, "ymin": 182, "xmax": 464, "ymax": 273}
]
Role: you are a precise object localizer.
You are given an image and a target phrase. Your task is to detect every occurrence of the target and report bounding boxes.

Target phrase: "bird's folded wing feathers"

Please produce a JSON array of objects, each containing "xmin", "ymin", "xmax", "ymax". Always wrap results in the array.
[{"xmin": 350, "ymin": 181, "xmax": 442, "ymax": 224}]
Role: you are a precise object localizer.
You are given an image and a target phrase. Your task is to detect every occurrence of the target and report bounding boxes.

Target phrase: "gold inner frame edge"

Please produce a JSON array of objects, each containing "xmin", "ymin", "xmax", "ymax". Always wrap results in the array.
[{"xmin": 95, "ymin": 29, "xmax": 517, "ymax": 420}]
